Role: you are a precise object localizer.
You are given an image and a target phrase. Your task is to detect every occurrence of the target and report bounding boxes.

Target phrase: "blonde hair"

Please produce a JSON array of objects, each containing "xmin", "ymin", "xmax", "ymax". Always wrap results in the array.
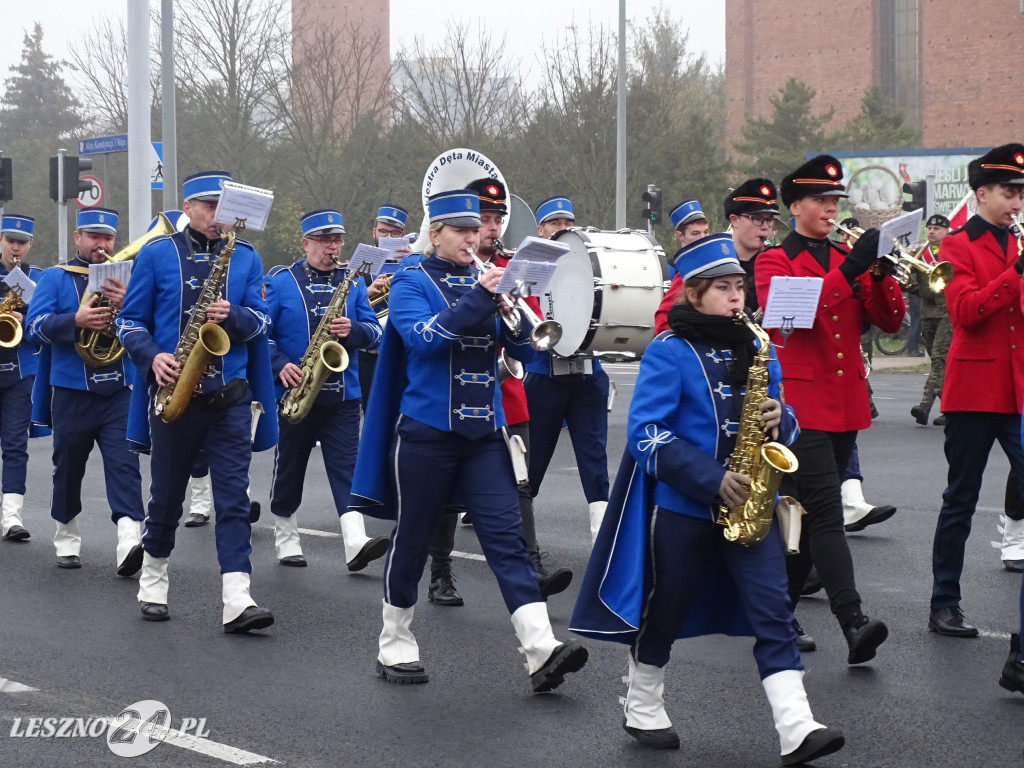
[{"xmin": 422, "ymin": 221, "xmax": 445, "ymax": 256}]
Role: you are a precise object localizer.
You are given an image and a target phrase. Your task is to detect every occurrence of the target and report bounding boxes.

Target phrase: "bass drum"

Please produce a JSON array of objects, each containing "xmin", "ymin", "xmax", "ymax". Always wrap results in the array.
[{"xmin": 544, "ymin": 228, "xmax": 668, "ymax": 361}]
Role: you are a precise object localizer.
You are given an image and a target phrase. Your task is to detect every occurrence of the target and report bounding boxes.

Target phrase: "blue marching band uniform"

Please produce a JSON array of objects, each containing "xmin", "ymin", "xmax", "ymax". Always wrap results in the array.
[
  {"xmin": 0, "ymin": 215, "xmax": 43, "ymax": 541},
  {"xmin": 26, "ymin": 207, "xmax": 146, "ymax": 575},
  {"xmin": 265, "ymin": 207, "xmax": 388, "ymax": 570}
]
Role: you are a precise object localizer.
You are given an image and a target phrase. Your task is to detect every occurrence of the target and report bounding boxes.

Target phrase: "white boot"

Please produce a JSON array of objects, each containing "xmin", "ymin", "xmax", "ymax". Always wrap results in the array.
[
  {"xmin": 115, "ymin": 517, "xmax": 143, "ymax": 575},
  {"xmin": 273, "ymin": 513, "xmax": 303, "ymax": 560},
  {"xmin": 762, "ymin": 669, "xmax": 825, "ymax": 757},
  {"xmin": 623, "ymin": 656, "xmax": 673, "ymax": 730},
  {"xmin": 841, "ymin": 479, "xmax": 873, "ymax": 526},
  {"xmin": 510, "ymin": 602, "xmax": 561, "ymax": 674},
  {"xmin": 189, "ymin": 475, "xmax": 213, "ymax": 519},
  {"xmin": 137, "ymin": 553, "xmax": 169, "ymax": 605},
  {"xmin": 222, "ymin": 572, "xmax": 258, "ymax": 624},
  {"xmin": 378, "ymin": 600, "xmax": 419, "ymax": 665},
  {"xmin": 1, "ymin": 493, "xmax": 25, "ymax": 537},
  {"xmin": 588, "ymin": 501, "xmax": 608, "ymax": 543},
  {"xmin": 1001, "ymin": 515, "xmax": 1024, "ymax": 567},
  {"xmin": 339, "ymin": 511, "xmax": 371, "ymax": 562},
  {"xmin": 53, "ymin": 518, "xmax": 81, "ymax": 557}
]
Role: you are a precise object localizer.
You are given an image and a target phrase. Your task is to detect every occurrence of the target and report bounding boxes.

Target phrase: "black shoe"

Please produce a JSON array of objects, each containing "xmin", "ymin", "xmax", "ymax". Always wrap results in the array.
[
  {"xmin": 2, "ymin": 525, "xmax": 30, "ymax": 541},
  {"xmin": 622, "ymin": 719, "xmax": 680, "ymax": 749},
  {"xmin": 782, "ymin": 727, "xmax": 845, "ymax": 766},
  {"xmin": 428, "ymin": 569, "xmax": 464, "ymax": 606},
  {"xmin": 844, "ymin": 504, "xmax": 897, "ymax": 532},
  {"xmin": 279, "ymin": 555, "xmax": 307, "ymax": 567},
  {"xmin": 911, "ymin": 404, "xmax": 930, "ymax": 425},
  {"xmin": 140, "ymin": 602, "xmax": 169, "ymax": 622},
  {"xmin": 183, "ymin": 512, "xmax": 209, "ymax": 527},
  {"xmin": 870, "ymin": 401, "xmax": 879, "ymax": 420},
  {"xmin": 56, "ymin": 555, "xmax": 81, "ymax": 569},
  {"xmin": 933, "ymin": 414, "xmax": 947, "ymax": 427},
  {"xmin": 223, "ymin": 606, "xmax": 274, "ymax": 634},
  {"xmin": 249, "ymin": 501, "xmax": 261, "ymax": 524},
  {"xmin": 793, "ymin": 618, "xmax": 816, "ymax": 652},
  {"xmin": 1004, "ymin": 560, "xmax": 1024, "ymax": 573},
  {"xmin": 800, "ymin": 567, "xmax": 823, "ymax": 596},
  {"xmin": 346, "ymin": 536, "xmax": 389, "ymax": 572},
  {"xmin": 999, "ymin": 633, "xmax": 1024, "ymax": 694},
  {"xmin": 530, "ymin": 550, "xmax": 573, "ymax": 598},
  {"xmin": 116, "ymin": 544, "xmax": 144, "ymax": 577},
  {"xmin": 530, "ymin": 641, "xmax": 588, "ymax": 693},
  {"xmin": 460, "ymin": 511, "xmax": 473, "ymax": 526},
  {"xmin": 376, "ymin": 659, "xmax": 429, "ymax": 684},
  {"xmin": 928, "ymin": 606, "xmax": 979, "ymax": 637},
  {"xmin": 843, "ymin": 613, "xmax": 888, "ymax": 663}
]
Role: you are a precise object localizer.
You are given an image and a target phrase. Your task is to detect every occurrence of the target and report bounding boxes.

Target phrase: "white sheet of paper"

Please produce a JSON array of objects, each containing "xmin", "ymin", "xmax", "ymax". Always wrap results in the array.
[
  {"xmin": 762, "ymin": 276, "xmax": 824, "ymax": 329},
  {"xmin": 378, "ymin": 236, "xmax": 412, "ymax": 255},
  {"xmin": 510, "ymin": 236, "xmax": 570, "ymax": 264},
  {"xmin": 878, "ymin": 208, "xmax": 924, "ymax": 259},
  {"xmin": 493, "ymin": 236, "xmax": 571, "ymax": 296},
  {"xmin": 87, "ymin": 261, "xmax": 133, "ymax": 293},
  {"xmin": 214, "ymin": 182, "xmax": 275, "ymax": 231},
  {"xmin": 348, "ymin": 244, "xmax": 389, "ymax": 280},
  {"xmin": 3, "ymin": 268, "xmax": 35, "ymax": 303}
]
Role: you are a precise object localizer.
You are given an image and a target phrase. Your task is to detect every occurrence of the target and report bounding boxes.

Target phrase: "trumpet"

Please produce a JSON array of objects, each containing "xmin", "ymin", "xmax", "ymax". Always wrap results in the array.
[
  {"xmin": 829, "ymin": 218, "xmax": 953, "ymax": 293},
  {"xmin": 368, "ymin": 272, "xmax": 391, "ymax": 319},
  {"xmin": 468, "ymin": 248, "xmax": 563, "ymax": 352}
]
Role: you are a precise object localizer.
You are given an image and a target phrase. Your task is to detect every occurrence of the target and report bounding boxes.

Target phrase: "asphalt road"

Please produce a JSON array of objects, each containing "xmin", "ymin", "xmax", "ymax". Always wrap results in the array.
[{"xmin": 1, "ymin": 367, "xmax": 1022, "ymax": 767}]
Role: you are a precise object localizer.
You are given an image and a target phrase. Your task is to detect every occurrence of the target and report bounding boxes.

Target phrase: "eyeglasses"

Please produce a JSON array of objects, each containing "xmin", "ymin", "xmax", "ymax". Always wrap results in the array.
[
  {"xmin": 310, "ymin": 235, "xmax": 344, "ymax": 244},
  {"xmin": 742, "ymin": 214, "xmax": 776, "ymax": 227},
  {"xmin": 374, "ymin": 226, "xmax": 405, "ymax": 238}
]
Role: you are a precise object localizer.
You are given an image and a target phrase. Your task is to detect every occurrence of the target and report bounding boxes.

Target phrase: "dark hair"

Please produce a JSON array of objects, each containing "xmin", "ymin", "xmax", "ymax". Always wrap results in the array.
[{"xmin": 677, "ymin": 276, "xmax": 713, "ymax": 306}]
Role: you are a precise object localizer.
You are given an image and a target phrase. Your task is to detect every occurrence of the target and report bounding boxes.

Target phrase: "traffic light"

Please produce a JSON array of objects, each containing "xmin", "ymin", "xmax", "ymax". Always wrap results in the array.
[
  {"xmin": 0, "ymin": 158, "xmax": 11, "ymax": 202},
  {"xmin": 642, "ymin": 186, "xmax": 663, "ymax": 224},
  {"xmin": 49, "ymin": 155, "xmax": 94, "ymax": 203},
  {"xmin": 903, "ymin": 180, "xmax": 926, "ymax": 212}
]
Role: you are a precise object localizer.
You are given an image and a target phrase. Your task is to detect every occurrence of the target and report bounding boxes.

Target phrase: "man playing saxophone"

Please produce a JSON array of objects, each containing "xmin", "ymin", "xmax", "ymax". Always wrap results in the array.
[
  {"xmin": 25, "ymin": 208, "xmax": 145, "ymax": 574},
  {"xmin": 264, "ymin": 208, "xmax": 386, "ymax": 569},
  {"xmin": 115, "ymin": 170, "xmax": 277, "ymax": 633}
]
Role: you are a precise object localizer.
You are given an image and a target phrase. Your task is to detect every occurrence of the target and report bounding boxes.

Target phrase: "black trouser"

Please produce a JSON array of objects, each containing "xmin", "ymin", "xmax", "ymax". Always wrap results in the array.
[{"xmin": 780, "ymin": 429, "xmax": 862, "ymax": 626}]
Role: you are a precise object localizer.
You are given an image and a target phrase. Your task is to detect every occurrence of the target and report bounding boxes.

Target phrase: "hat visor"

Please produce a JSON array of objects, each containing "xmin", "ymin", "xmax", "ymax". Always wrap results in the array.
[
  {"xmin": 376, "ymin": 216, "xmax": 406, "ymax": 228},
  {"xmin": 747, "ymin": 206, "xmax": 779, "ymax": 215},
  {"xmin": 538, "ymin": 213, "xmax": 575, "ymax": 225},
  {"xmin": 816, "ymin": 190, "xmax": 848, "ymax": 198},
  {"xmin": 437, "ymin": 215, "xmax": 481, "ymax": 228},
  {"xmin": 77, "ymin": 225, "xmax": 117, "ymax": 235},
  {"xmin": 304, "ymin": 226, "xmax": 346, "ymax": 237},
  {"xmin": 187, "ymin": 192, "xmax": 222, "ymax": 202},
  {"xmin": 479, "ymin": 203, "xmax": 509, "ymax": 215},
  {"xmin": 0, "ymin": 232, "xmax": 32, "ymax": 241},
  {"xmin": 685, "ymin": 261, "xmax": 747, "ymax": 280}
]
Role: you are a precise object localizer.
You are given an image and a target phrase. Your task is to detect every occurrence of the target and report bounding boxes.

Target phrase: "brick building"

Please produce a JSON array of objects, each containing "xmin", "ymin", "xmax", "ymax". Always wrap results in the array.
[{"xmin": 726, "ymin": 0, "xmax": 1024, "ymax": 154}]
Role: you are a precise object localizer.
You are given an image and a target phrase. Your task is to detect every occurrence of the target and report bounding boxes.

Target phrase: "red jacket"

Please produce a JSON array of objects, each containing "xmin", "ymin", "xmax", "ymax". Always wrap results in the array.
[
  {"xmin": 654, "ymin": 274, "xmax": 683, "ymax": 333},
  {"xmin": 494, "ymin": 253, "xmax": 535, "ymax": 425},
  {"xmin": 755, "ymin": 233, "xmax": 905, "ymax": 432},
  {"xmin": 940, "ymin": 216, "xmax": 1024, "ymax": 414}
]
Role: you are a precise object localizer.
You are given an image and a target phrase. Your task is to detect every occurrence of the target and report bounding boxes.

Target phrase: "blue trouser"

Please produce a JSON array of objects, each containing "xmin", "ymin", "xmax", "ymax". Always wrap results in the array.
[
  {"xmin": 383, "ymin": 416, "xmax": 542, "ymax": 612},
  {"xmin": 633, "ymin": 510, "xmax": 801, "ymax": 679},
  {"xmin": 0, "ymin": 376, "xmax": 33, "ymax": 494},
  {"xmin": 524, "ymin": 369, "xmax": 610, "ymax": 503},
  {"xmin": 142, "ymin": 387, "xmax": 254, "ymax": 573},
  {"xmin": 843, "ymin": 443, "xmax": 862, "ymax": 483},
  {"xmin": 270, "ymin": 398, "xmax": 361, "ymax": 517},
  {"xmin": 932, "ymin": 411, "xmax": 1024, "ymax": 611},
  {"xmin": 49, "ymin": 387, "xmax": 144, "ymax": 525},
  {"xmin": 191, "ymin": 453, "xmax": 208, "ymax": 478}
]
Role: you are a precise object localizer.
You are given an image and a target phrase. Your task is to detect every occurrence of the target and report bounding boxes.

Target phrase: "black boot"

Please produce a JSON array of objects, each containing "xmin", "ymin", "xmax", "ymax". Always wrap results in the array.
[
  {"xmin": 999, "ymin": 633, "xmax": 1024, "ymax": 694},
  {"xmin": 428, "ymin": 565, "xmax": 463, "ymax": 606},
  {"xmin": 427, "ymin": 511, "xmax": 462, "ymax": 606},
  {"xmin": 843, "ymin": 613, "xmax": 888, "ymax": 664},
  {"xmin": 529, "ymin": 549, "xmax": 573, "ymax": 598},
  {"xmin": 792, "ymin": 618, "xmax": 816, "ymax": 652}
]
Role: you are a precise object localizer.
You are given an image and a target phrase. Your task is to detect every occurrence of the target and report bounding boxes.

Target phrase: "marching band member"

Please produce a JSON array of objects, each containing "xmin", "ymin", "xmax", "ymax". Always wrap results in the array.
[
  {"xmin": 265, "ymin": 208, "xmax": 386, "ymax": 569},
  {"xmin": 0, "ymin": 215, "xmax": 42, "ymax": 542},
  {"xmin": 525, "ymin": 196, "xmax": 610, "ymax": 542},
  {"xmin": 911, "ymin": 213, "xmax": 952, "ymax": 427},
  {"xmin": 929, "ymin": 145, "xmax": 1024, "ymax": 638},
  {"xmin": 571, "ymin": 235, "xmax": 844, "ymax": 764},
  {"xmin": 426, "ymin": 179, "xmax": 573, "ymax": 605},
  {"xmin": 351, "ymin": 189, "xmax": 587, "ymax": 690},
  {"xmin": 755, "ymin": 155, "xmax": 903, "ymax": 664},
  {"xmin": 664, "ymin": 199, "xmax": 709, "ymax": 280},
  {"xmin": 26, "ymin": 208, "xmax": 144, "ymax": 574},
  {"xmin": 116, "ymin": 170, "xmax": 278, "ymax": 632}
]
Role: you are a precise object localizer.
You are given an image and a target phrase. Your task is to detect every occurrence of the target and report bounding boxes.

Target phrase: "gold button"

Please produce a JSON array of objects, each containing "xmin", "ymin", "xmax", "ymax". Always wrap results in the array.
[
  {"xmin": 834, "ymin": 333, "xmax": 841, "ymax": 340},
  {"xmin": 833, "ymin": 291, "xmax": 839, "ymax": 297},
  {"xmin": 995, "ymin": 294, "xmax": 1000, "ymax": 299},
  {"xmin": 832, "ymin": 315, "xmax": 839, "ymax": 322},
  {"xmin": 837, "ymin": 352, "xmax": 844, "ymax": 360},
  {"xmin": 1013, "ymin": 327, "xmax": 1017, "ymax": 332},
  {"xmin": 837, "ymin": 370, "xmax": 844, "ymax": 377},
  {"xmin": 980, "ymin": 308, "xmax": 985, "ymax": 313}
]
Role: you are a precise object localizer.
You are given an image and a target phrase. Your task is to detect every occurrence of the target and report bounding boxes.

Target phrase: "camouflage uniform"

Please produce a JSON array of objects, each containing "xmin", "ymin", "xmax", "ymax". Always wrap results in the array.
[{"xmin": 915, "ymin": 244, "xmax": 952, "ymax": 412}]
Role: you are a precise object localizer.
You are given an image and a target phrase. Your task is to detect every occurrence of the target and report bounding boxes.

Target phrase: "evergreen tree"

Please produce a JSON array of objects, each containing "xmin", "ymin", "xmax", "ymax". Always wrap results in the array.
[{"xmin": 831, "ymin": 85, "xmax": 921, "ymax": 151}]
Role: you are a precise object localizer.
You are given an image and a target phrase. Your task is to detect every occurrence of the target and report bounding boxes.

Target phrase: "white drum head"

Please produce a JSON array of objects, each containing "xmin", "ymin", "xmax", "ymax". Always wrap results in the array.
[{"xmin": 546, "ymin": 229, "xmax": 596, "ymax": 357}]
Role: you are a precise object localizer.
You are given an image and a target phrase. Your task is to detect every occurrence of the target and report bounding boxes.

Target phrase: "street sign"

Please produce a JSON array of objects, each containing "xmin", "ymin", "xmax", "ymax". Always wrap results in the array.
[
  {"xmin": 151, "ymin": 142, "xmax": 163, "ymax": 191},
  {"xmin": 76, "ymin": 176, "xmax": 104, "ymax": 208},
  {"xmin": 78, "ymin": 135, "xmax": 128, "ymax": 156}
]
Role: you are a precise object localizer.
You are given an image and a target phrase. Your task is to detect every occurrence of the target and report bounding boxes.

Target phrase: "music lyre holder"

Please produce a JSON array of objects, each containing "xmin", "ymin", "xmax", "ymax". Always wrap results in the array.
[{"xmin": 777, "ymin": 316, "xmax": 796, "ymax": 347}]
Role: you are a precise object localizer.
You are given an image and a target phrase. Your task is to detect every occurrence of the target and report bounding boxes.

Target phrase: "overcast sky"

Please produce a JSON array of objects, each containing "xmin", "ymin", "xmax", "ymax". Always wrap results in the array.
[{"xmin": 0, "ymin": 1, "xmax": 725, "ymax": 96}]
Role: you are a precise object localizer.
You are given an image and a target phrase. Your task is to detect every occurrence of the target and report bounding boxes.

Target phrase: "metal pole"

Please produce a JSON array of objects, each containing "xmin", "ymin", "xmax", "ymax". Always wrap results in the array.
[
  {"xmin": 127, "ymin": 0, "xmax": 152, "ymax": 239},
  {"xmin": 161, "ymin": 0, "xmax": 178, "ymax": 210},
  {"xmin": 57, "ymin": 148, "xmax": 68, "ymax": 264},
  {"xmin": 615, "ymin": 0, "xmax": 626, "ymax": 230}
]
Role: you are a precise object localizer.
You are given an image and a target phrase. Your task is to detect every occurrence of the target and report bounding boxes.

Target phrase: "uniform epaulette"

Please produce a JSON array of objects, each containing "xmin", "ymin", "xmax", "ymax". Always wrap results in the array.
[
  {"xmin": 266, "ymin": 264, "xmax": 288, "ymax": 277},
  {"xmin": 948, "ymin": 223, "xmax": 967, "ymax": 236}
]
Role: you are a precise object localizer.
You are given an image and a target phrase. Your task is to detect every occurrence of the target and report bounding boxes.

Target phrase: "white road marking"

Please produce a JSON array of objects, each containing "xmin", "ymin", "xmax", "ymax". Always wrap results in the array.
[
  {"xmin": 161, "ymin": 728, "xmax": 277, "ymax": 765},
  {"xmin": 451, "ymin": 549, "xmax": 486, "ymax": 562},
  {"xmin": 0, "ymin": 678, "xmax": 36, "ymax": 693},
  {"xmin": 979, "ymin": 630, "xmax": 1012, "ymax": 641},
  {"xmin": 261, "ymin": 525, "xmax": 487, "ymax": 562}
]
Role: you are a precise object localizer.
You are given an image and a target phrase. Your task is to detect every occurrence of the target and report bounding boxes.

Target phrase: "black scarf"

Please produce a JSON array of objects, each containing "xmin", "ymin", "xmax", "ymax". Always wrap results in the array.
[{"xmin": 667, "ymin": 303, "xmax": 757, "ymax": 392}]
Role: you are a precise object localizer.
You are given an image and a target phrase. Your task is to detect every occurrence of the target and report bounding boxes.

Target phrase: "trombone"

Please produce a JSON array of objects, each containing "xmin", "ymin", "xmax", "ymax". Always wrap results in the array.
[{"xmin": 829, "ymin": 218, "xmax": 953, "ymax": 293}]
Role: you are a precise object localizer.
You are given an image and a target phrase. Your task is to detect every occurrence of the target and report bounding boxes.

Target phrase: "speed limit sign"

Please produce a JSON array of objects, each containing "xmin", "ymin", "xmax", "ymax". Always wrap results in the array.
[{"xmin": 76, "ymin": 175, "xmax": 104, "ymax": 208}]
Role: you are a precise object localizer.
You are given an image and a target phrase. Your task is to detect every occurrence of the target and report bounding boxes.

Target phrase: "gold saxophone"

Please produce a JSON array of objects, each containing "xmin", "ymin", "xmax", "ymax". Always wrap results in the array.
[
  {"xmin": 0, "ymin": 282, "xmax": 28, "ymax": 348},
  {"xmin": 151, "ymin": 228, "xmax": 237, "ymax": 423},
  {"xmin": 277, "ymin": 260, "xmax": 368, "ymax": 424},
  {"xmin": 716, "ymin": 310, "xmax": 799, "ymax": 546}
]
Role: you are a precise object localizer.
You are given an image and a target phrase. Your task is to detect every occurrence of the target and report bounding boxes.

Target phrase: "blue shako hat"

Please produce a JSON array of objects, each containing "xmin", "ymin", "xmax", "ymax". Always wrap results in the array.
[
  {"xmin": 0, "ymin": 215, "xmax": 34, "ymax": 240},
  {"xmin": 76, "ymin": 207, "xmax": 118, "ymax": 234},
  {"xmin": 301, "ymin": 209, "xmax": 346, "ymax": 237},
  {"xmin": 670, "ymin": 199, "xmax": 706, "ymax": 230},
  {"xmin": 675, "ymin": 233, "xmax": 744, "ymax": 281},
  {"xmin": 376, "ymin": 205, "xmax": 409, "ymax": 229},
  {"xmin": 427, "ymin": 190, "xmax": 481, "ymax": 227},
  {"xmin": 536, "ymin": 196, "xmax": 575, "ymax": 225},
  {"xmin": 183, "ymin": 170, "xmax": 231, "ymax": 202}
]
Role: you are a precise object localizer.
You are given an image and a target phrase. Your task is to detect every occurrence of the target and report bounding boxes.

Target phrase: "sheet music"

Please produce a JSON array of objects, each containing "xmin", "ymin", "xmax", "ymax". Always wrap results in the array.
[
  {"xmin": 88, "ymin": 261, "xmax": 133, "ymax": 293},
  {"xmin": 348, "ymin": 244, "xmax": 389, "ymax": 280},
  {"xmin": 3, "ymin": 269, "xmax": 35, "ymax": 303},
  {"xmin": 762, "ymin": 276, "xmax": 824, "ymax": 330},
  {"xmin": 878, "ymin": 209, "xmax": 924, "ymax": 259},
  {"xmin": 494, "ymin": 236, "xmax": 570, "ymax": 296},
  {"xmin": 214, "ymin": 182, "xmax": 275, "ymax": 231},
  {"xmin": 378, "ymin": 236, "xmax": 413, "ymax": 256},
  {"xmin": 510, "ymin": 236, "xmax": 570, "ymax": 264}
]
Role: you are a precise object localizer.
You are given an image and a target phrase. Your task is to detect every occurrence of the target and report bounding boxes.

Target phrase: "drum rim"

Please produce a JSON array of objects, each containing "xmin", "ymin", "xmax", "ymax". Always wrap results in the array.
[{"xmin": 551, "ymin": 227, "xmax": 602, "ymax": 358}]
